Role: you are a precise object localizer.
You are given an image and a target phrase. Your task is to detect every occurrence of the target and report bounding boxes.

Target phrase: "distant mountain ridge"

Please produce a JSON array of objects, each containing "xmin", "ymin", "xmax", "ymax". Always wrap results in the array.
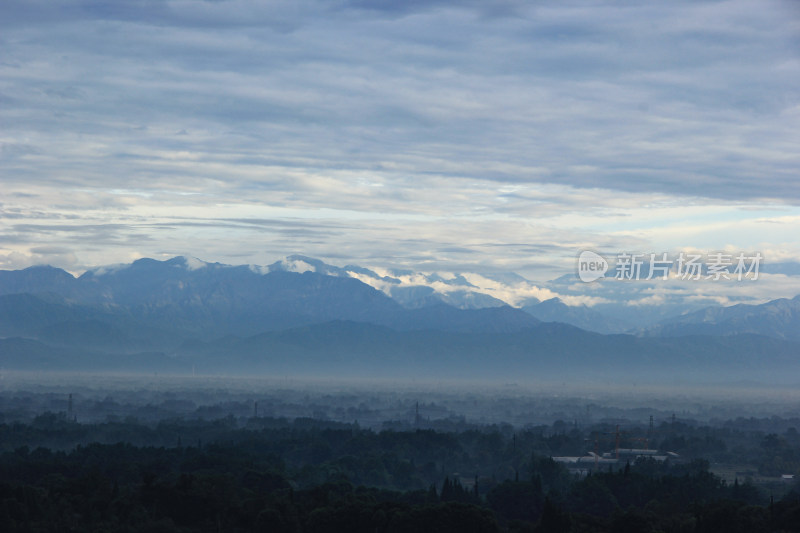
[
  {"xmin": 522, "ymin": 297, "xmax": 632, "ymax": 334},
  {"xmin": 0, "ymin": 256, "xmax": 539, "ymax": 342},
  {"xmin": 1, "ymin": 255, "xmax": 800, "ymax": 383},
  {"xmin": 269, "ymin": 254, "xmax": 510, "ymax": 311},
  {"xmin": 3, "ymin": 255, "xmax": 800, "ymax": 339},
  {"xmin": 643, "ymin": 295, "xmax": 800, "ymax": 341}
]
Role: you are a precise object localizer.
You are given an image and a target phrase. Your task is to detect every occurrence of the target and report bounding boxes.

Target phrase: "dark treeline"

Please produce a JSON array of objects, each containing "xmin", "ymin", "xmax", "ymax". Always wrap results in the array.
[
  {"xmin": 3, "ymin": 411, "xmax": 800, "ymax": 479},
  {"xmin": 1, "ymin": 414, "xmax": 800, "ymax": 531}
]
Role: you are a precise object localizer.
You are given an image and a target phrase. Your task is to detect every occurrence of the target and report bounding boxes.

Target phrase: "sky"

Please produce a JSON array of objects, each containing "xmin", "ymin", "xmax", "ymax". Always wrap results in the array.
[{"xmin": 1, "ymin": 0, "xmax": 799, "ymax": 307}]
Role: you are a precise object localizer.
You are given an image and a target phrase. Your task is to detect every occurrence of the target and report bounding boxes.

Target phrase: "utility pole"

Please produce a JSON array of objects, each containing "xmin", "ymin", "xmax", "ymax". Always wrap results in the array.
[{"xmin": 68, "ymin": 393, "xmax": 75, "ymax": 421}]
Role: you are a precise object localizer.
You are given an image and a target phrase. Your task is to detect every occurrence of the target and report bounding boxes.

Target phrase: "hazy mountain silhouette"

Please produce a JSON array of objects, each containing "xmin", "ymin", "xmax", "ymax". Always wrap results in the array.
[
  {"xmin": 1, "ymin": 256, "xmax": 800, "ymax": 383},
  {"xmin": 644, "ymin": 295, "xmax": 800, "ymax": 341},
  {"xmin": 0, "ymin": 257, "xmax": 537, "ymax": 341},
  {"xmin": 522, "ymin": 298, "xmax": 631, "ymax": 334}
]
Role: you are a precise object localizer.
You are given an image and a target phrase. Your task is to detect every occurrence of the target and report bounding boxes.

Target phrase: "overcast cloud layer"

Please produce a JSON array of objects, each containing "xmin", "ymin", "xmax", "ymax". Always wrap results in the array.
[{"xmin": 1, "ymin": 0, "xmax": 799, "ymax": 305}]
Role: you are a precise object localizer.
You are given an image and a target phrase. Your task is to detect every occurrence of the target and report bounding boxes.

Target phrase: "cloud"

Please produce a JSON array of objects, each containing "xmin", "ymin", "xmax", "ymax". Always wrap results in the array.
[
  {"xmin": 0, "ymin": 249, "xmax": 79, "ymax": 271},
  {"xmin": 29, "ymin": 246, "xmax": 74, "ymax": 255},
  {"xmin": 3, "ymin": 0, "xmax": 798, "ymax": 198},
  {"xmin": 0, "ymin": 0, "xmax": 797, "ymax": 302}
]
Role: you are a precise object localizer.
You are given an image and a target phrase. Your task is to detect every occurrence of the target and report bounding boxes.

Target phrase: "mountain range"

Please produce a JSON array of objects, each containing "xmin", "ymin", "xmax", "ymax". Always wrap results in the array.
[
  {"xmin": 641, "ymin": 295, "xmax": 800, "ymax": 341},
  {"xmin": 1, "ymin": 255, "xmax": 799, "ymax": 383}
]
